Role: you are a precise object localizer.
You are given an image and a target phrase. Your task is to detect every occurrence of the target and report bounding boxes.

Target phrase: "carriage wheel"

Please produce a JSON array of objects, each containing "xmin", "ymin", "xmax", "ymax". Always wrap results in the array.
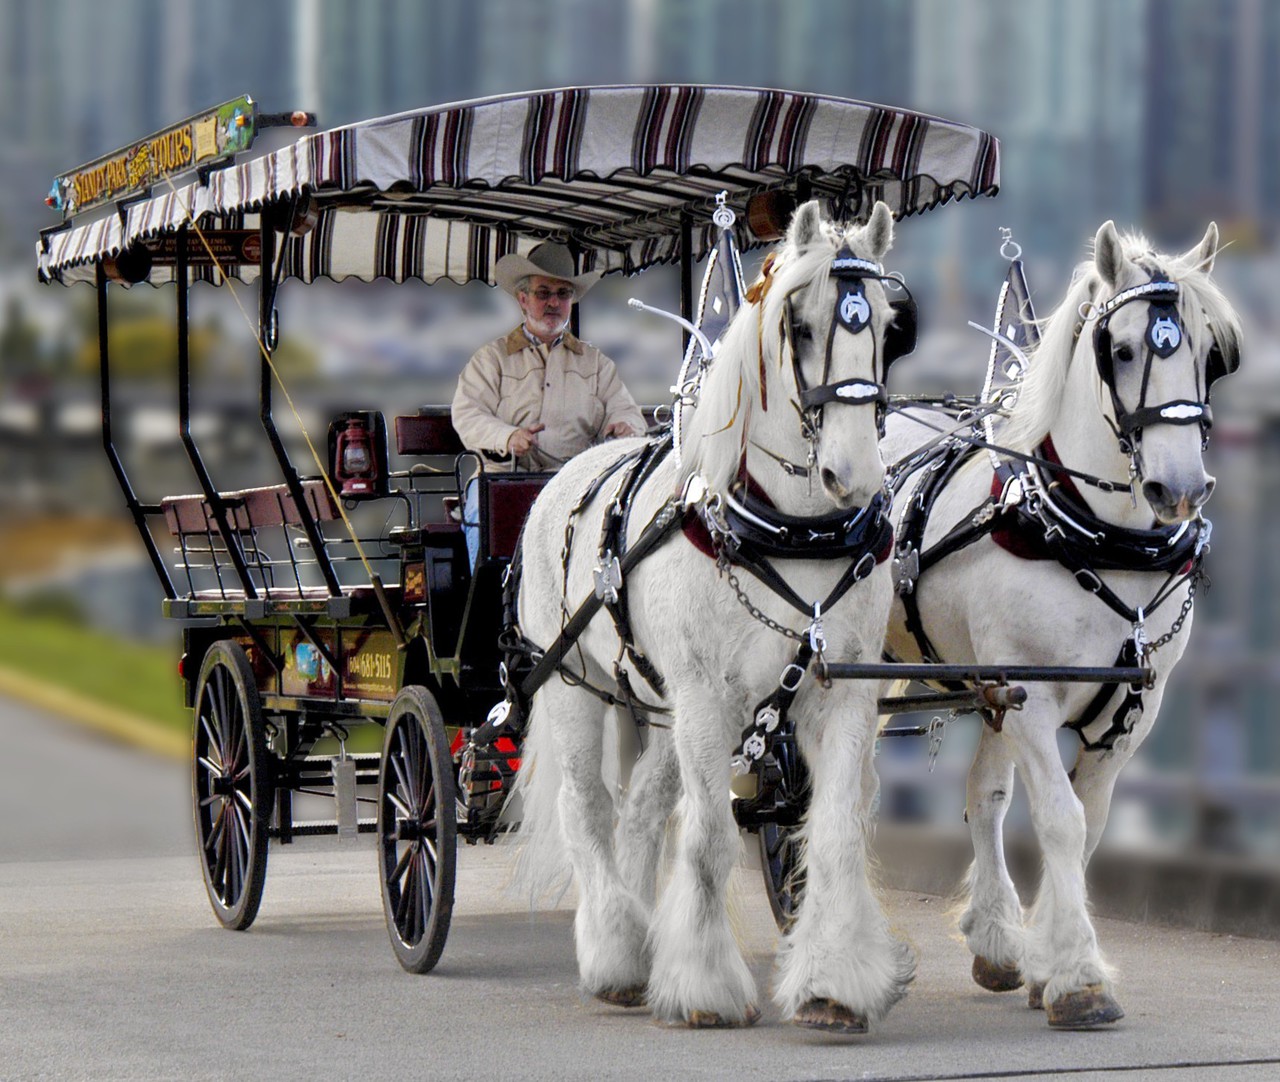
[
  {"xmin": 378, "ymin": 685, "xmax": 457, "ymax": 973},
  {"xmin": 192, "ymin": 640, "xmax": 271, "ymax": 931},
  {"xmin": 758, "ymin": 739, "xmax": 810, "ymax": 931}
]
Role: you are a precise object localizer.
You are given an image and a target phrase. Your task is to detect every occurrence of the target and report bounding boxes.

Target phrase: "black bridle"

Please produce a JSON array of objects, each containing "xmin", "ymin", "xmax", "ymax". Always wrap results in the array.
[
  {"xmin": 771, "ymin": 245, "xmax": 916, "ymax": 476},
  {"xmin": 1089, "ymin": 274, "xmax": 1236, "ymax": 457}
]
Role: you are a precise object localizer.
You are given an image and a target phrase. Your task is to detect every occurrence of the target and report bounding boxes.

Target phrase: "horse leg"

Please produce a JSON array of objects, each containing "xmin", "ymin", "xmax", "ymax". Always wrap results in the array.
[
  {"xmin": 961, "ymin": 725, "xmax": 1026, "ymax": 993},
  {"xmin": 776, "ymin": 690, "xmax": 915, "ymax": 1032},
  {"xmin": 1011, "ymin": 700, "xmax": 1123, "ymax": 1028},
  {"xmin": 646, "ymin": 696, "xmax": 758, "ymax": 1027},
  {"xmin": 616, "ymin": 729, "xmax": 680, "ymax": 909},
  {"xmin": 540, "ymin": 679, "xmax": 652, "ymax": 1005}
]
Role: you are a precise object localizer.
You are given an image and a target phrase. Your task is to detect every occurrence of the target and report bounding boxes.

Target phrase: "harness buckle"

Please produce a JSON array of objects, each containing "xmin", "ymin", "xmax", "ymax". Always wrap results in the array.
[
  {"xmin": 1132, "ymin": 606, "xmax": 1150, "ymax": 663},
  {"xmin": 893, "ymin": 545, "xmax": 920, "ymax": 595},
  {"xmin": 593, "ymin": 551, "xmax": 623, "ymax": 604},
  {"xmin": 780, "ymin": 662, "xmax": 806, "ymax": 693},
  {"xmin": 808, "ymin": 604, "xmax": 827, "ymax": 656},
  {"xmin": 1074, "ymin": 568, "xmax": 1103, "ymax": 593},
  {"xmin": 680, "ymin": 473, "xmax": 708, "ymax": 510},
  {"xmin": 1194, "ymin": 517, "xmax": 1213, "ymax": 557},
  {"xmin": 999, "ymin": 475, "xmax": 1025, "ymax": 510},
  {"xmin": 755, "ymin": 705, "xmax": 781, "ymax": 733}
]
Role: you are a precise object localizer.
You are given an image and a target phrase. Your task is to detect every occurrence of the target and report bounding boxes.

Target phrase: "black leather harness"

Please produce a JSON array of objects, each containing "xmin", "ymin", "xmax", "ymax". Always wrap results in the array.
[{"xmin": 891, "ymin": 438, "xmax": 1208, "ymax": 751}]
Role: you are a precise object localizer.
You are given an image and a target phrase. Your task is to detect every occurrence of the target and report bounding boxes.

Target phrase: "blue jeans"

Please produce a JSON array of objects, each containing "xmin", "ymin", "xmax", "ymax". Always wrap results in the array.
[{"xmin": 462, "ymin": 476, "xmax": 480, "ymax": 568}]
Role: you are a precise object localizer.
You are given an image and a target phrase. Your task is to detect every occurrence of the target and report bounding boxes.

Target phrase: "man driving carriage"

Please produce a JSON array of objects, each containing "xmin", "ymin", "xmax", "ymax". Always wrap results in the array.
[{"xmin": 451, "ymin": 241, "xmax": 646, "ymax": 564}]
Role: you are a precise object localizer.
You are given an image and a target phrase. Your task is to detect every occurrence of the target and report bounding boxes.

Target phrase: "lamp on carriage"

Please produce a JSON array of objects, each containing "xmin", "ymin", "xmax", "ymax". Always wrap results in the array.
[{"xmin": 334, "ymin": 416, "xmax": 377, "ymax": 496}]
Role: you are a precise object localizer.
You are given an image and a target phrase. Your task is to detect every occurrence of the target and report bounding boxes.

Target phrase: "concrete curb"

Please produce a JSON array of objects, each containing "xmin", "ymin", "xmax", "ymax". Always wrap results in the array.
[
  {"xmin": 873, "ymin": 822, "xmax": 1280, "ymax": 941},
  {"xmin": 0, "ymin": 666, "xmax": 188, "ymax": 761}
]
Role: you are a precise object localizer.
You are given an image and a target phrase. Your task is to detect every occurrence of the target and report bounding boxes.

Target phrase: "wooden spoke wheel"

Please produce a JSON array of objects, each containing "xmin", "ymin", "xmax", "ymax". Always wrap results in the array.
[
  {"xmin": 758, "ymin": 740, "xmax": 810, "ymax": 931},
  {"xmin": 378, "ymin": 686, "xmax": 457, "ymax": 973},
  {"xmin": 192, "ymin": 640, "xmax": 271, "ymax": 931}
]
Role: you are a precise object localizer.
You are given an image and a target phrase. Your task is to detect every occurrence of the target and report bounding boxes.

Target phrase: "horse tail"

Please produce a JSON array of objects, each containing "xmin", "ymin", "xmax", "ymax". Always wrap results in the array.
[{"xmin": 506, "ymin": 700, "xmax": 573, "ymax": 906}]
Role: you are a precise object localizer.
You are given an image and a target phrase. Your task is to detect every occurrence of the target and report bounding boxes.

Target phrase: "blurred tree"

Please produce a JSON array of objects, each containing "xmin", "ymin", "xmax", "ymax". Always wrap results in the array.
[{"xmin": 0, "ymin": 295, "xmax": 42, "ymax": 378}]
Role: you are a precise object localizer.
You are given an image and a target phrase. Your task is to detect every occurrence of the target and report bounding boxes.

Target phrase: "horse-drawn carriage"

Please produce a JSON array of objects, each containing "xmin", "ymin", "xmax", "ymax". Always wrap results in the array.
[{"xmin": 39, "ymin": 84, "xmax": 1239, "ymax": 1033}]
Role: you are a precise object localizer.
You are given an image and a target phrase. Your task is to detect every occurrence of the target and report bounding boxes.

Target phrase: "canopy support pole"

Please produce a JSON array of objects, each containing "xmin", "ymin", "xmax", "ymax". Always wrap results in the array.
[
  {"xmin": 96, "ymin": 264, "xmax": 175, "ymax": 599},
  {"xmin": 255, "ymin": 209, "xmax": 342, "ymax": 597},
  {"xmin": 175, "ymin": 226, "xmax": 259, "ymax": 598},
  {"xmin": 678, "ymin": 210, "xmax": 693, "ymax": 356}
]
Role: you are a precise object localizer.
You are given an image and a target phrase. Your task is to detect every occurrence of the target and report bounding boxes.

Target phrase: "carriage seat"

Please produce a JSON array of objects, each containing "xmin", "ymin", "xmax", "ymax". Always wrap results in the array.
[
  {"xmin": 394, "ymin": 406, "xmax": 465, "ymax": 457},
  {"xmin": 162, "ymin": 478, "xmax": 339, "ymax": 537}
]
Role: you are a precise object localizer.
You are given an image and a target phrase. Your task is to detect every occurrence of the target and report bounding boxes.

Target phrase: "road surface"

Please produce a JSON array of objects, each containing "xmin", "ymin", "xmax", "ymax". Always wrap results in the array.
[{"xmin": 3, "ymin": 696, "xmax": 1279, "ymax": 1081}]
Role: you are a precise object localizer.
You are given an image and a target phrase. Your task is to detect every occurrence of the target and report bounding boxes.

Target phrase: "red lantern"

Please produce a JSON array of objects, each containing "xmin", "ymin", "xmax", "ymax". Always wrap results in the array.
[{"xmin": 334, "ymin": 416, "xmax": 377, "ymax": 496}]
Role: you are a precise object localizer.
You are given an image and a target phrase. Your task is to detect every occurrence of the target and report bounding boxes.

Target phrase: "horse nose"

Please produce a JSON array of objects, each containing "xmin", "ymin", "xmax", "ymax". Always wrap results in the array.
[
  {"xmin": 820, "ymin": 466, "xmax": 848, "ymax": 499},
  {"xmin": 1142, "ymin": 476, "xmax": 1215, "ymax": 521}
]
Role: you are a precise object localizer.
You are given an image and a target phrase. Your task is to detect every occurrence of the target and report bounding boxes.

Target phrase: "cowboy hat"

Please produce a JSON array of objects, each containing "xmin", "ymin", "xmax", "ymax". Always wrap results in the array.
[{"xmin": 494, "ymin": 242, "xmax": 602, "ymax": 298}]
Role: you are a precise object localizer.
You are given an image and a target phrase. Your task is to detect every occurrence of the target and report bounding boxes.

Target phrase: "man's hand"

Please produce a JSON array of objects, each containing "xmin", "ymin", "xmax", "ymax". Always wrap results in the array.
[
  {"xmin": 507, "ymin": 423, "xmax": 546, "ymax": 456},
  {"xmin": 603, "ymin": 421, "xmax": 640, "ymax": 439}
]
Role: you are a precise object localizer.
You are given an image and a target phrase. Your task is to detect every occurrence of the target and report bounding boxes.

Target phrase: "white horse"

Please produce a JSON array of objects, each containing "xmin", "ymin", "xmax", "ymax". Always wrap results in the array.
[
  {"xmin": 511, "ymin": 200, "xmax": 914, "ymax": 1031},
  {"xmin": 883, "ymin": 220, "xmax": 1242, "ymax": 1027}
]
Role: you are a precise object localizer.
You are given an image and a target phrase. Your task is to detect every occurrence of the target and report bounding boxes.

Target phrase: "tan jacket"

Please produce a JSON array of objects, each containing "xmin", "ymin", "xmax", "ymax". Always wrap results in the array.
[{"xmin": 451, "ymin": 326, "xmax": 646, "ymax": 472}]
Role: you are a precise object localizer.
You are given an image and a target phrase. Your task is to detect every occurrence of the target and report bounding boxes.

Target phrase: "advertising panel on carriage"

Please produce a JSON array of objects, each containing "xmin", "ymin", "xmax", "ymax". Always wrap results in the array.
[{"xmin": 46, "ymin": 95, "xmax": 258, "ymax": 218}]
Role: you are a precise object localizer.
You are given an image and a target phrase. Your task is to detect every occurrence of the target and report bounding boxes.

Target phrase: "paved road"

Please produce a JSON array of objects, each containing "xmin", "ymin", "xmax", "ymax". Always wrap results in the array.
[{"xmin": 3, "ymin": 696, "xmax": 1280, "ymax": 1081}]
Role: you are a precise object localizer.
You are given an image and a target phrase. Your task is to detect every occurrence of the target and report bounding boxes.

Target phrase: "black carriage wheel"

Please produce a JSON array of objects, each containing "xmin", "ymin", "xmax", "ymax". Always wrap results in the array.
[
  {"xmin": 378, "ymin": 685, "xmax": 457, "ymax": 973},
  {"xmin": 192, "ymin": 640, "xmax": 271, "ymax": 931},
  {"xmin": 758, "ymin": 740, "xmax": 810, "ymax": 931}
]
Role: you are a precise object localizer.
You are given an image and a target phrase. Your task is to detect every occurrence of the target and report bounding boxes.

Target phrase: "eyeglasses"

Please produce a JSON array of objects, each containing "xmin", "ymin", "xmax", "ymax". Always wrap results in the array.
[{"xmin": 527, "ymin": 287, "xmax": 575, "ymax": 303}]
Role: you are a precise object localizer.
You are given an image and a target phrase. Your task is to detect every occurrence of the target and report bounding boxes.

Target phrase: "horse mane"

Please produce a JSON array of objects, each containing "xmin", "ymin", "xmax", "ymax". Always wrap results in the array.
[
  {"xmin": 999, "ymin": 228, "xmax": 1244, "ymax": 454},
  {"xmin": 677, "ymin": 229, "xmax": 839, "ymax": 492}
]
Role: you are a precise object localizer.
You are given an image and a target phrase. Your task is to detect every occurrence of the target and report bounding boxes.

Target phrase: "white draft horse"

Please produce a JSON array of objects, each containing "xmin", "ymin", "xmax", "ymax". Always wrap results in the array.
[
  {"xmin": 883, "ymin": 221, "xmax": 1242, "ymax": 1027},
  {"xmin": 511, "ymin": 200, "xmax": 913, "ymax": 1030}
]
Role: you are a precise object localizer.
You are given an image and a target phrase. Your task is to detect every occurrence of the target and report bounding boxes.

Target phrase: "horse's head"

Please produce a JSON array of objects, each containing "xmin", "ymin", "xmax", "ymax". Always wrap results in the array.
[
  {"xmin": 1080, "ymin": 220, "xmax": 1242, "ymax": 523},
  {"xmin": 758, "ymin": 199, "xmax": 906, "ymax": 507}
]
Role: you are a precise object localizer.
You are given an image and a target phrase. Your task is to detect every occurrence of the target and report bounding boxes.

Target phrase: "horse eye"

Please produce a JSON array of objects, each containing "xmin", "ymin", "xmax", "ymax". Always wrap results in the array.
[{"xmin": 1114, "ymin": 343, "xmax": 1135, "ymax": 363}]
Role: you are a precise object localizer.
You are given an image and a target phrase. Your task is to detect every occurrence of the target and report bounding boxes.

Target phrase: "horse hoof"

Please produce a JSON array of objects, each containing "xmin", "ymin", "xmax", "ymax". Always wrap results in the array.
[
  {"xmin": 684, "ymin": 1004, "xmax": 761, "ymax": 1029},
  {"xmin": 1046, "ymin": 985, "xmax": 1124, "ymax": 1029},
  {"xmin": 972, "ymin": 955, "xmax": 1024, "ymax": 993},
  {"xmin": 793, "ymin": 998, "xmax": 869, "ymax": 1035},
  {"xmin": 1027, "ymin": 982, "xmax": 1045, "ymax": 1010},
  {"xmin": 595, "ymin": 986, "xmax": 646, "ymax": 1008}
]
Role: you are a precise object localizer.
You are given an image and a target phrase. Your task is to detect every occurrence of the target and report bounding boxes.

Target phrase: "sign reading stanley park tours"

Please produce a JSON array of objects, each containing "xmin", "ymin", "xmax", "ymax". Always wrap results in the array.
[{"xmin": 48, "ymin": 96, "xmax": 258, "ymax": 218}]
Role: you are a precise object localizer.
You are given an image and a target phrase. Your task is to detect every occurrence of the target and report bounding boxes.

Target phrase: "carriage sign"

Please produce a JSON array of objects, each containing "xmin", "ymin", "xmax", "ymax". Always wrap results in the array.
[{"xmin": 46, "ymin": 95, "xmax": 258, "ymax": 219}]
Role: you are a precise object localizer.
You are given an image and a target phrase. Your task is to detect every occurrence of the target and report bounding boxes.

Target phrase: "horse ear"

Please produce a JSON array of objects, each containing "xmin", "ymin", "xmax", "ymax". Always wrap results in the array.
[
  {"xmin": 862, "ymin": 201, "xmax": 895, "ymax": 260},
  {"xmin": 1181, "ymin": 221, "xmax": 1220, "ymax": 275},
  {"xmin": 787, "ymin": 199, "xmax": 824, "ymax": 249},
  {"xmin": 1093, "ymin": 220, "xmax": 1127, "ymax": 287}
]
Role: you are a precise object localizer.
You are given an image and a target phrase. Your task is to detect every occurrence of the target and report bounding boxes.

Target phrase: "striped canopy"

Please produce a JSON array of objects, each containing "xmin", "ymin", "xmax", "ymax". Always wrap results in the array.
[{"xmin": 38, "ymin": 85, "xmax": 999, "ymax": 288}]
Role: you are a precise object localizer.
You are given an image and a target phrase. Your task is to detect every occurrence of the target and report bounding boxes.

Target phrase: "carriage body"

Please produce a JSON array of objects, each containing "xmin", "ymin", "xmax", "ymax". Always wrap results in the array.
[{"xmin": 37, "ymin": 86, "xmax": 1003, "ymax": 972}]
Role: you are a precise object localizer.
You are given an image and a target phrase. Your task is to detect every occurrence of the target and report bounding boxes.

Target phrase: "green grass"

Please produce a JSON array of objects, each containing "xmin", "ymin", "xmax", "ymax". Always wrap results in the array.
[{"xmin": 0, "ymin": 599, "xmax": 186, "ymax": 734}]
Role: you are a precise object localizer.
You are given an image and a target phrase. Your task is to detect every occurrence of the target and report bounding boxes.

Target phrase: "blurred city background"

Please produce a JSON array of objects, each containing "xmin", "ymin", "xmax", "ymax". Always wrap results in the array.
[{"xmin": 0, "ymin": 0, "xmax": 1276, "ymax": 871}]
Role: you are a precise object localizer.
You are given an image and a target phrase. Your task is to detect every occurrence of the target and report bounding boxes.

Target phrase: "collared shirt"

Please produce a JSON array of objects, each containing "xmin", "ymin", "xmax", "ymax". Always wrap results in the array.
[{"xmin": 451, "ymin": 325, "xmax": 646, "ymax": 472}]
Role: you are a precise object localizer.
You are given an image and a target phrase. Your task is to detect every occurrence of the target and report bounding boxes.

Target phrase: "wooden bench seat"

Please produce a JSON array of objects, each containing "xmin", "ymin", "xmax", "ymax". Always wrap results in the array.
[{"xmin": 162, "ymin": 480, "xmax": 339, "ymax": 537}]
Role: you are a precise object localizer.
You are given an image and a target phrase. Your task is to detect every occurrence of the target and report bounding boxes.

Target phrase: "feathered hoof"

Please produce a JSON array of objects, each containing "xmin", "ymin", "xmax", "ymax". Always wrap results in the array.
[
  {"xmin": 792, "ymin": 998, "xmax": 869, "ymax": 1035},
  {"xmin": 1027, "ymin": 982, "xmax": 1045, "ymax": 1010},
  {"xmin": 972, "ymin": 954, "xmax": 1024, "ymax": 993},
  {"xmin": 1046, "ymin": 985, "xmax": 1124, "ymax": 1029},
  {"xmin": 595, "ymin": 986, "xmax": 646, "ymax": 1008},
  {"xmin": 674, "ymin": 1003, "xmax": 761, "ymax": 1029}
]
